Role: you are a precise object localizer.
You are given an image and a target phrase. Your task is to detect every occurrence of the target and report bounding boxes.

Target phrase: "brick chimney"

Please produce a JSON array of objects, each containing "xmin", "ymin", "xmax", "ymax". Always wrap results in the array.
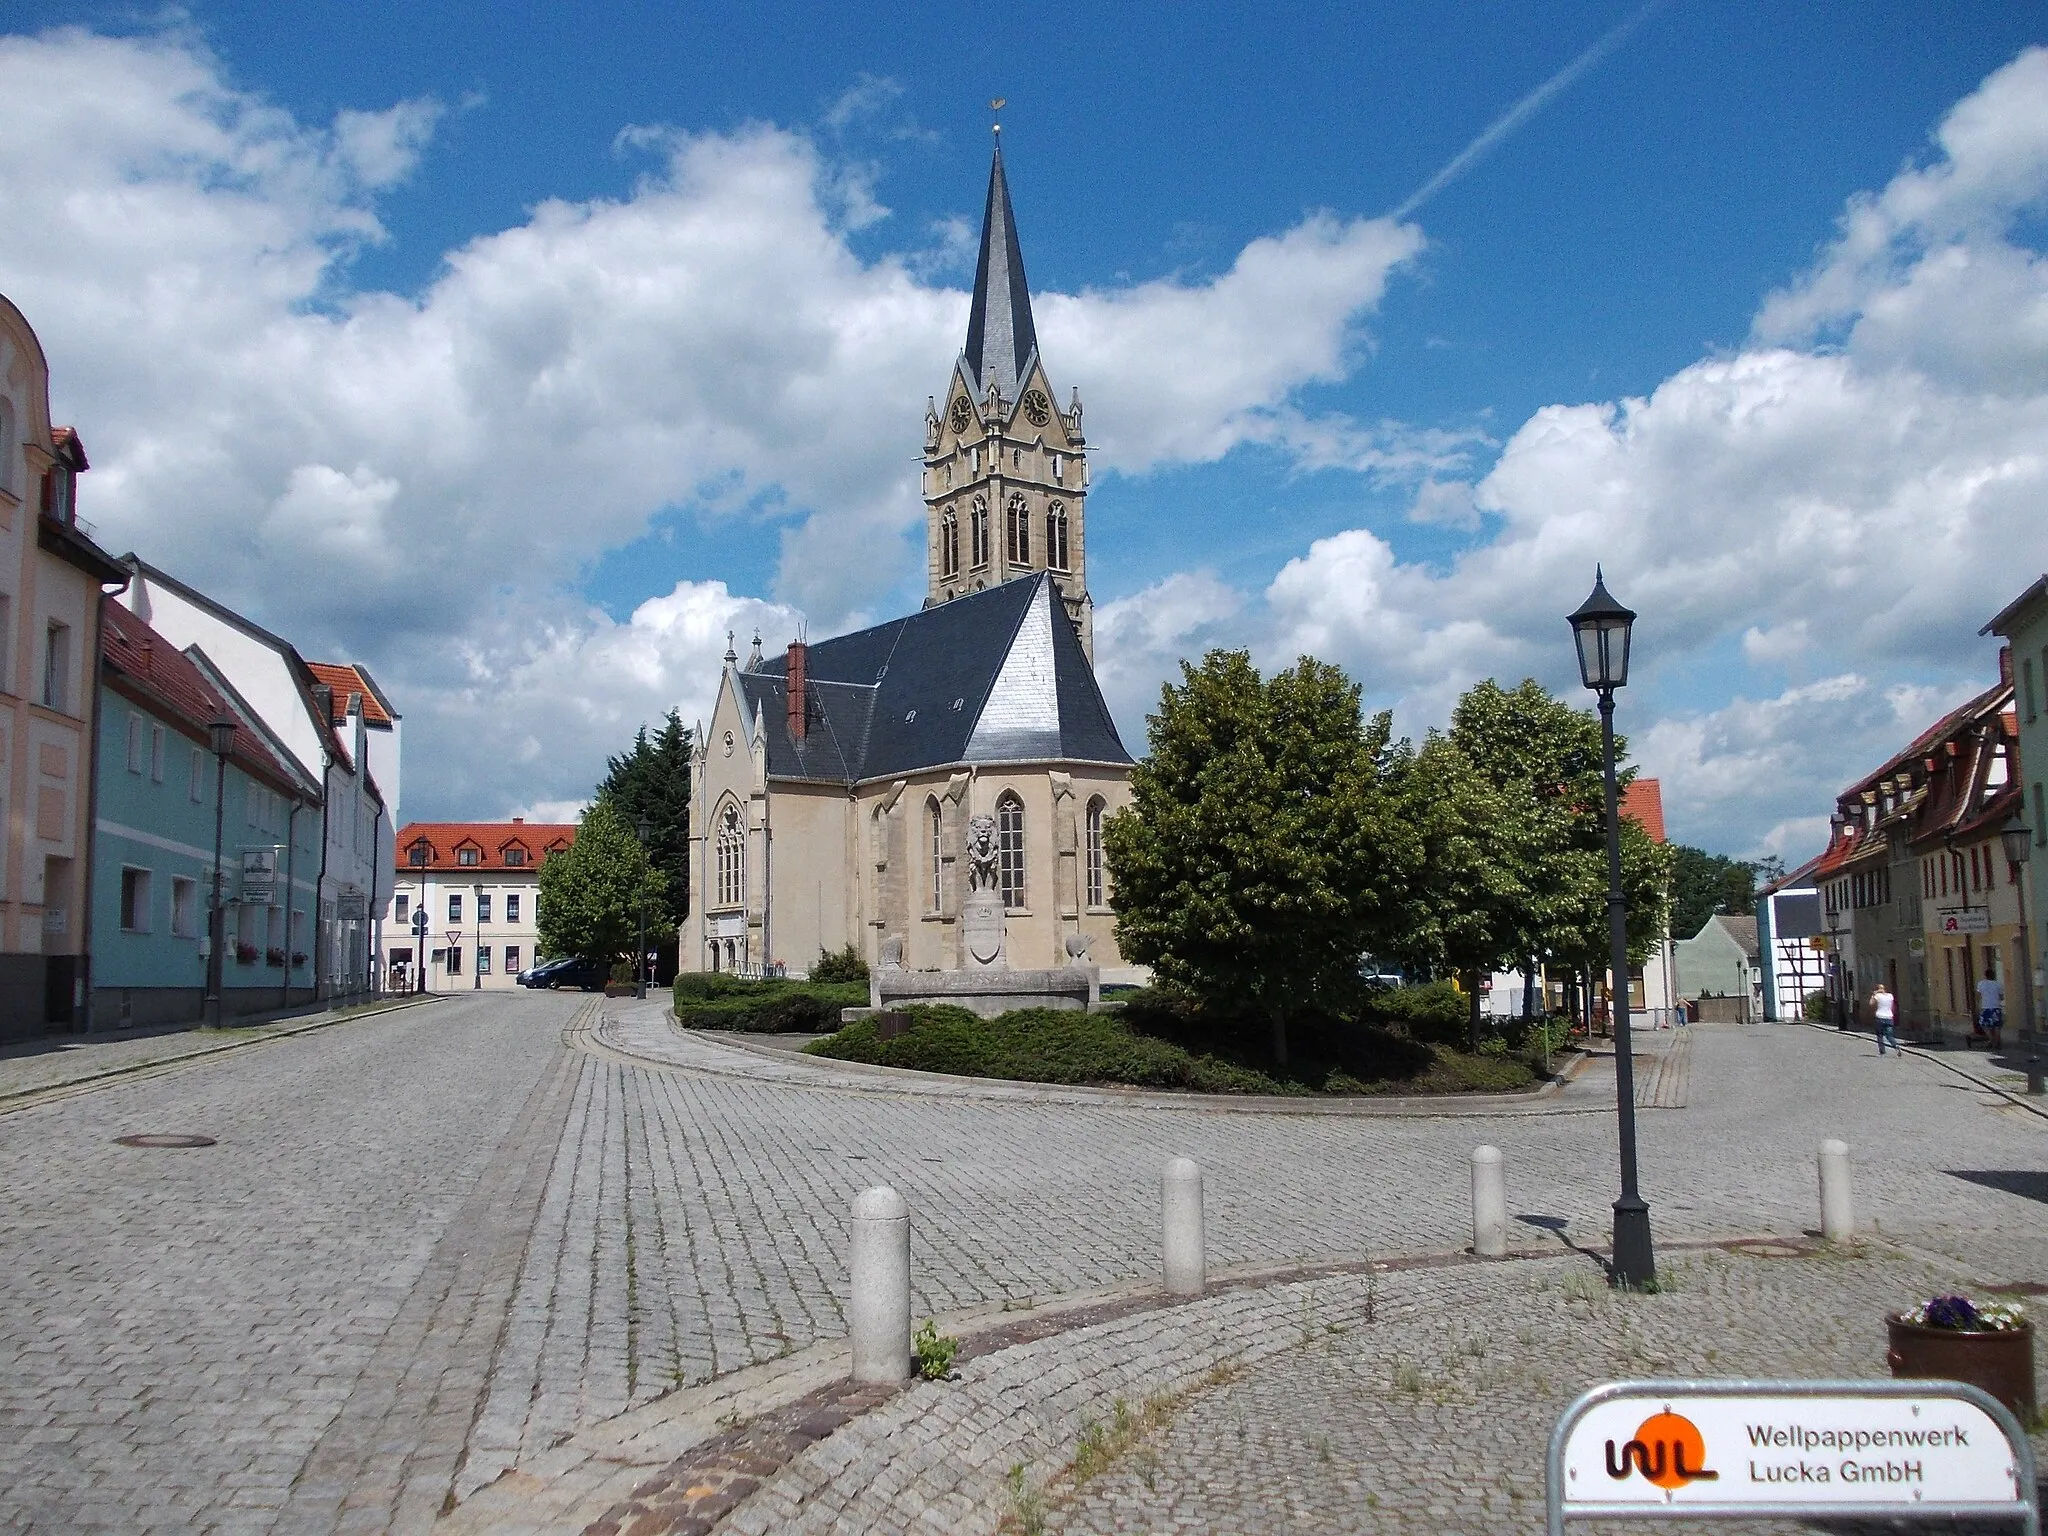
[
  {"xmin": 1998, "ymin": 644, "xmax": 2012, "ymax": 685},
  {"xmin": 786, "ymin": 640, "xmax": 808, "ymax": 744}
]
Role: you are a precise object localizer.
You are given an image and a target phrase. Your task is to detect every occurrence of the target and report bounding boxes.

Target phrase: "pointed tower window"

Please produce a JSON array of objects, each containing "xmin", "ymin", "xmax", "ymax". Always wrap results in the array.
[
  {"xmin": 927, "ymin": 798, "xmax": 943, "ymax": 913},
  {"xmin": 971, "ymin": 499, "xmax": 990, "ymax": 569},
  {"xmin": 1046, "ymin": 503, "xmax": 1069, "ymax": 571},
  {"xmin": 1006, "ymin": 494, "xmax": 1030, "ymax": 566},
  {"xmin": 940, "ymin": 508, "xmax": 959, "ymax": 577},
  {"xmin": 1086, "ymin": 796, "xmax": 1106, "ymax": 907},
  {"xmin": 716, "ymin": 804, "xmax": 746, "ymax": 909},
  {"xmin": 997, "ymin": 791, "xmax": 1026, "ymax": 910}
]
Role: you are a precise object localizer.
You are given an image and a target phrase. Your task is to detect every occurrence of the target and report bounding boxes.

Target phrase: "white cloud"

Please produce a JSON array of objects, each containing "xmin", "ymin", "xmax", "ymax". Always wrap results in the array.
[{"xmin": 0, "ymin": 25, "xmax": 1423, "ymax": 818}]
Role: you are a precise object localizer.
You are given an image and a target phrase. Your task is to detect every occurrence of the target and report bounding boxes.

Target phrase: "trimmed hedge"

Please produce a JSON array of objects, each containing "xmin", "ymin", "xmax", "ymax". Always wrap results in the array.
[
  {"xmin": 806, "ymin": 1002, "xmax": 1539, "ymax": 1096},
  {"xmin": 672, "ymin": 976, "xmax": 868, "ymax": 1033}
]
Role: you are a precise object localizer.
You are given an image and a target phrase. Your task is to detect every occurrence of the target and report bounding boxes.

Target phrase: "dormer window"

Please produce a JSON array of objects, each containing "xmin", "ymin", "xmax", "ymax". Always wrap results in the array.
[
  {"xmin": 502, "ymin": 845, "xmax": 528, "ymax": 867},
  {"xmin": 457, "ymin": 845, "xmax": 480, "ymax": 866},
  {"xmin": 408, "ymin": 840, "xmax": 431, "ymax": 867}
]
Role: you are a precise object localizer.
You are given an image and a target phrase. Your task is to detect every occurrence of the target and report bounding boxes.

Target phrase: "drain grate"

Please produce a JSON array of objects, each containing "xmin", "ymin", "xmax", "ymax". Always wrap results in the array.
[
  {"xmin": 114, "ymin": 1133, "xmax": 218, "ymax": 1149},
  {"xmin": 1727, "ymin": 1240, "xmax": 1805, "ymax": 1259}
]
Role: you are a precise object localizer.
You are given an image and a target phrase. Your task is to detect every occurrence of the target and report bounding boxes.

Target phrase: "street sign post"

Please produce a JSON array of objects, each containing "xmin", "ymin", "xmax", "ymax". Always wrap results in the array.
[{"xmin": 1548, "ymin": 1380, "xmax": 2038, "ymax": 1536}]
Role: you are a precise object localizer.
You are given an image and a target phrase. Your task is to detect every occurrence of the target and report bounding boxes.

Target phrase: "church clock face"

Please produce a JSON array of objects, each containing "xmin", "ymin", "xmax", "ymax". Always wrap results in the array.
[
  {"xmin": 948, "ymin": 397, "xmax": 972, "ymax": 435},
  {"xmin": 1021, "ymin": 388, "xmax": 1050, "ymax": 426}
]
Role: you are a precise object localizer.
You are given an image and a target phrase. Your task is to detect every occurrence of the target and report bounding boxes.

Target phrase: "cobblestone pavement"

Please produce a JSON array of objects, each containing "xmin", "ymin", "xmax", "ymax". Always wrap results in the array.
[
  {"xmin": 0, "ymin": 997, "xmax": 442, "ymax": 1106},
  {"xmin": 4, "ymin": 994, "xmax": 2043, "ymax": 1534},
  {"xmin": 715, "ymin": 1229, "xmax": 2048, "ymax": 1536},
  {"xmin": 0, "ymin": 990, "xmax": 583, "ymax": 1535}
]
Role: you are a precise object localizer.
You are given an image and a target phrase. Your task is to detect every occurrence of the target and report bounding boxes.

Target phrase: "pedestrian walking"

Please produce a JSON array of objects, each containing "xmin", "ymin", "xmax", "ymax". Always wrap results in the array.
[
  {"xmin": 1976, "ymin": 967, "xmax": 2005, "ymax": 1052},
  {"xmin": 1869, "ymin": 980, "xmax": 1898, "ymax": 1056}
]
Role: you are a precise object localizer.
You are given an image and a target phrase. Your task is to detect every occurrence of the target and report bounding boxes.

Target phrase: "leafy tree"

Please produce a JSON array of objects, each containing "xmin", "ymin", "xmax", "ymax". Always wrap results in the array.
[
  {"xmin": 1103, "ymin": 650, "xmax": 1417, "ymax": 1066},
  {"xmin": 537, "ymin": 798, "xmax": 668, "ymax": 967},
  {"xmin": 595, "ymin": 710, "xmax": 692, "ymax": 928},
  {"xmin": 1668, "ymin": 844, "xmax": 1761, "ymax": 939}
]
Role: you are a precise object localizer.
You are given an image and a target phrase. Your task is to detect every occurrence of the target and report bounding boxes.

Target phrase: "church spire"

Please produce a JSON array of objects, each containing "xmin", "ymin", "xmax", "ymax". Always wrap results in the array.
[{"xmin": 962, "ymin": 142, "xmax": 1039, "ymax": 405}]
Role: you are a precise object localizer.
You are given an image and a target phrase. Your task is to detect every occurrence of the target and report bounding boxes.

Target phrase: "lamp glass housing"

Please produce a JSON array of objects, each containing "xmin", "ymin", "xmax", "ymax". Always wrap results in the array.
[
  {"xmin": 1567, "ymin": 572, "xmax": 1636, "ymax": 691},
  {"xmin": 208, "ymin": 719, "xmax": 236, "ymax": 757},
  {"xmin": 2003, "ymin": 815, "xmax": 2033, "ymax": 866}
]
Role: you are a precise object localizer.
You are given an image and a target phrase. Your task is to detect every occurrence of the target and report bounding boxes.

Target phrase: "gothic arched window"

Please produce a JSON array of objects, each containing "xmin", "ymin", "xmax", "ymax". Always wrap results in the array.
[
  {"xmin": 1006, "ymin": 495, "xmax": 1030, "ymax": 566},
  {"xmin": 970, "ymin": 499, "xmax": 990, "ymax": 569},
  {"xmin": 1046, "ymin": 502, "xmax": 1070, "ymax": 571},
  {"xmin": 997, "ymin": 791, "xmax": 1026, "ymax": 910},
  {"xmin": 940, "ymin": 507, "xmax": 959, "ymax": 577},
  {"xmin": 927, "ymin": 798, "xmax": 943, "ymax": 912},
  {"xmin": 715, "ymin": 803, "xmax": 746, "ymax": 909},
  {"xmin": 1086, "ymin": 796, "xmax": 1106, "ymax": 907}
]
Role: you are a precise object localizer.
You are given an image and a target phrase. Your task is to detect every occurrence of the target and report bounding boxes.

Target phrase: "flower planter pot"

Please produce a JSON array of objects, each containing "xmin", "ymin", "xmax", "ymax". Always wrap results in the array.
[{"xmin": 1885, "ymin": 1315, "xmax": 2036, "ymax": 1419}]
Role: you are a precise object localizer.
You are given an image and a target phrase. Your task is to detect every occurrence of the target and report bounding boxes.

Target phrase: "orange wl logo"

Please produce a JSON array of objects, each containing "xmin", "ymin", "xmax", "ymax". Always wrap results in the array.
[{"xmin": 1606, "ymin": 1412, "xmax": 1720, "ymax": 1488}]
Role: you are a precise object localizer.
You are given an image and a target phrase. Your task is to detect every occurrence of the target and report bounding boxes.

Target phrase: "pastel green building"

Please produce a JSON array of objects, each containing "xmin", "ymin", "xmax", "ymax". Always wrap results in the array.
[{"xmin": 1984, "ymin": 575, "xmax": 2048, "ymax": 1040}]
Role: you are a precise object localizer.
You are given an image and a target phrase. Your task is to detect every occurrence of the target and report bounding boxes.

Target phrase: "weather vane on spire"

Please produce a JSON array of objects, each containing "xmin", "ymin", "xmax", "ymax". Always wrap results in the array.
[{"xmin": 990, "ymin": 97, "xmax": 1005, "ymax": 138}]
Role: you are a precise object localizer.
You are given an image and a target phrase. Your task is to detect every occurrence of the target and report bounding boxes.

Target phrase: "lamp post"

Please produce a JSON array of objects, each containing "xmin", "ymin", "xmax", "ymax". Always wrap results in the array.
[
  {"xmin": 635, "ymin": 816, "xmax": 652, "ymax": 1000},
  {"xmin": 205, "ymin": 719, "xmax": 235, "ymax": 1026},
  {"xmin": 472, "ymin": 881, "xmax": 484, "ymax": 990},
  {"xmin": 1567, "ymin": 568, "xmax": 1655, "ymax": 1290},
  {"xmin": 2000, "ymin": 813, "xmax": 2042, "ymax": 1096},
  {"xmin": 1827, "ymin": 813, "xmax": 1849, "ymax": 1029}
]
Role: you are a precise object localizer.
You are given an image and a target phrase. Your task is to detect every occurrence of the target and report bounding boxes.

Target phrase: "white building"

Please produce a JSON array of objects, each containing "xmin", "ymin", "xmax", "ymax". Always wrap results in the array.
[
  {"xmin": 116, "ymin": 558, "xmax": 394, "ymax": 1001},
  {"xmin": 389, "ymin": 820, "xmax": 575, "ymax": 990}
]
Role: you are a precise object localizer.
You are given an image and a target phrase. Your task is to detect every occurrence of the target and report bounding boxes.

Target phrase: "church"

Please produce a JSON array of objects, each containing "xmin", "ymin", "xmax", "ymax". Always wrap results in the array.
[{"xmin": 683, "ymin": 139, "xmax": 1137, "ymax": 979}]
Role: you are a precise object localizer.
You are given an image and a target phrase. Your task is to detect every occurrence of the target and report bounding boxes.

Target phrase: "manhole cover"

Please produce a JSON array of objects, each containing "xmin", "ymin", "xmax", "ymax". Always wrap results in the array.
[
  {"xmin": 1729, "ymin": 1241, "xmax": 1804, "ymax": 1259},
  {"xmin": 114, "ymin": 1133, "xmax": 217, "ymax": 1149}
]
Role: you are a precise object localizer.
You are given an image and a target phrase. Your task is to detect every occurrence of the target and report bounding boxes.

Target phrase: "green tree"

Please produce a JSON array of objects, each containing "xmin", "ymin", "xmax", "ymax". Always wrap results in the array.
[
  {"xmin": 595, "ymin": 710, "xmax": 692, "ymax": 927},
  {"xmin": 1668, "ymin": 844, "xmax": 1761, "ymax": 940},
  {"xmin": 1103, "ymin": 650, "xmax": 1417, "ymax": 1066},
  {"xmin": 537, "ymin": 798, "xmax": 668, "ymax": 967}
]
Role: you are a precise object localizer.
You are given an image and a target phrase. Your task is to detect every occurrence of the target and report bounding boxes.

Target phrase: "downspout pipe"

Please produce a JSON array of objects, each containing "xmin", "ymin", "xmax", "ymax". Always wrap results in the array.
[{"xmin": 282, "ymin": 799, "xmax": 299, "ymax": 1014}]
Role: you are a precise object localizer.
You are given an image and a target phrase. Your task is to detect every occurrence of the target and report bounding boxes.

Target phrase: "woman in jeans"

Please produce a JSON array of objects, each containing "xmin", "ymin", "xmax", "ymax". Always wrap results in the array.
[{"xmin": 1869, "ymin": 980, "xmax": 1899, "ymax": 1055}]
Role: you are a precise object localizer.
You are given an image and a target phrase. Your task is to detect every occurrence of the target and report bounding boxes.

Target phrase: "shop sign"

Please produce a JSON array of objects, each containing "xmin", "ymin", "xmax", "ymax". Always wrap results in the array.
[
  {"xmin": 1938, "ymin": 909, "xmax": 1991, "ymax": 935},
  {"xmin": 1548, "ymin": 1380, "xmax": 2036, "ymax": 1535}
]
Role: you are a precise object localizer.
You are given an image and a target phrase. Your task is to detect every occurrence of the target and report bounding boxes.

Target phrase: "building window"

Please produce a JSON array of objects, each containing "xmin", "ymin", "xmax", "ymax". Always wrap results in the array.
[
  {"xmin": 928, "ymin": 798, "xmax": 943, "ymax": 912},
  {"xmin": 477, "ymin": 947, "xmax": 493, "ymax": 975},
  {"xmin": 716, "ymin": 803, "xmax": 746, "ymax": 908},
  {"xmin": 42, "ymin": 621, "xmax": 69, "ymax": 711},
  {"xmin": 409, "ymin": 839, "xmax": 431, "ymax": 867},
  {"xmin": 503, "ymin": 846, "xmax": 526, "ymax": 866},
  {"xmin": 457, "ymin": 846, "xmax": 480, "ymax": 866},
  {"xmin": 506, "ymin": 893, "xmax": 521, "ymax": 923},
  {"xmin": 1086, "ymin": 796, "xmax": 1105, "ymax": 907},
  {"xmin": 997, "ymin": 791, "xmax": 1026, "ymax": 910},
  {"xmin": 448, "ymin": 894, "xmax": 463, "ymax": 924},
  {"xmin": 505, "ymin": 946, "xmax": 520, "ymax": 974},
  {"xmin": 940, "ymin": 508, "xmax": 959, "ymax": 577},
  {"xmin": 119, "ymin": 867, "xmax": 152, "ymax": 932},
  {"xmin": 150, "ymin": 723, "xmax": 165, "ymax": 782},
  {"xmin": 1046, "ymin": 502, "xmax": 1069, "ymax": 571},
  {"xmin": 126, "ymin": 713, "xmax": 144, "ymax": 773},
  {"xmin": 394, "ymin": 893, "xmax": 409, "ymax": 923},
  {"xmin": 970, "ymin": 499, "xmax": 989, "ymax": 568},
  {"xmin": 1006, "ymin": 495, "xmax": 1030, "ymax": 565},
  {"xmin": 189, "ymin": 745, "xmax": 204, "ymax": 802},
  {"xmin": 170, "ymin": 876, "xmax": 198, "ymax": 938},
  {"xmin": 446, "ymin": 944, "xmax": 462, "ymax": 975},
  {"xmin": 478, "ymin": 893, "xmax": 492, "ymax": 923},
  {"xmin": 0, "ymin": 593, "xmax": 11, "ymax": 693},
  {"xmin": 1050, "ymin": 452, "xmax": 1062, "ymax": 482}
]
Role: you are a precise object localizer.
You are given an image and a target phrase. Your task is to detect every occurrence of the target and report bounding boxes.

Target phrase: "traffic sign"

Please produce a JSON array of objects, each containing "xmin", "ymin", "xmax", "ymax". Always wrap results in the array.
[
  {"xmin": 411, "ymin": 909, "xmax": 429, "ymax": 936},
  {"xmin": 445, "ymin": 930, "xmax": 464, "ymax": 948}
]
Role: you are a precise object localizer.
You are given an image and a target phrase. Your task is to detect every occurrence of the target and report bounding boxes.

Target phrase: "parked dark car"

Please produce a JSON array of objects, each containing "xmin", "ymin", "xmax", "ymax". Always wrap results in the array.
[
  {"xmin": 543, "ymin": 956, "xmax": 611, "ymax": 991},
  {"xmin": 517, "ymin": 956, "xmax": 577, "ymax": 988}
]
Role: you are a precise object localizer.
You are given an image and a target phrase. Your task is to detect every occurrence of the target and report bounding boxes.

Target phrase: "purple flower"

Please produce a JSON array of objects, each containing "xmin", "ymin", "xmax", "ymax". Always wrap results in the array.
[{"xmin": 1923, "ymin": 1295, "xmax": 1981, "ymax": 1330}]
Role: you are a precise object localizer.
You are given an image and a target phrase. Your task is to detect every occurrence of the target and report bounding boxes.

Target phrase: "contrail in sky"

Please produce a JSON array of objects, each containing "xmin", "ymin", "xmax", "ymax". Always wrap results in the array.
[{"xmin": 1390, "ymin": 0, "xmax": 1666, "ymax": 222}]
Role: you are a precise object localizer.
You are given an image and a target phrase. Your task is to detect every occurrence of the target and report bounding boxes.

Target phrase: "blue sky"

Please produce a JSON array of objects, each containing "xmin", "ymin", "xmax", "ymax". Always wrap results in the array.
[{"xmin": 2, "ymin": 2, "xmax": 2045, "ymax": 857}]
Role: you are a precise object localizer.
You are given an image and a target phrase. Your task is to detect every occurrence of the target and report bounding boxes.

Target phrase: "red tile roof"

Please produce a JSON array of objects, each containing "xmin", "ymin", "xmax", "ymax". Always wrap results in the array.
[
  {"xmin": 101, "ymin": 602, "xmax": 301, "ymax": 795},
  {"xmin": 1620, "ymin": 777, "xmax": 1666, "ymax": 843},
  {"xmin": 306, "ymin": 661, "xmax": 395, "ymax": 726},
  {"xmin": 396, "ymin": 820, "xmax": 576, "ymax": 873}
]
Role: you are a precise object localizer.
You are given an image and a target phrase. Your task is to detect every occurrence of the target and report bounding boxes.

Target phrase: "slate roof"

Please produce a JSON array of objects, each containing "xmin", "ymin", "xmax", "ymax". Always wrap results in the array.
[
  {"xmin": 738, "ymin": 572, "xmax": 1129, "ymax": 784},
  {"xmin": 1714, "ymin": 914, "xmax": 1760, "ymax": 959},
  {"xmin": 962, "ymin": 143, "xmax": 1040, "ymax": 406}
]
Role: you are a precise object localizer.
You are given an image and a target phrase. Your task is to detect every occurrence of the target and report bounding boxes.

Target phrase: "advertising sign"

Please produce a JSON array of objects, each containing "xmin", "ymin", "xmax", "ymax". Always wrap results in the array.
[
  {"xmin": 337, "ymin": 891, "xmax": 369, "ymax": 922},
  {"xmin": 1549, "ymin": 1381, "xmax": 2036, "ymax": 1535},
  {"xmin": 1938, "ymin": 909, "xmax": 1992, "ymax": 935},
  {"xmin": 240, "ymin": 847, "xmax": 278, "ymax": 903}
]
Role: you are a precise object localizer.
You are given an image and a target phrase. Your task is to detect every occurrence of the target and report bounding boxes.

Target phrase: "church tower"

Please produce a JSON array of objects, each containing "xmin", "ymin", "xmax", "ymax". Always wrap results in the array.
[{"xmin": 922, "ymin": 138, "xmax": 1094, "ymax": 658}]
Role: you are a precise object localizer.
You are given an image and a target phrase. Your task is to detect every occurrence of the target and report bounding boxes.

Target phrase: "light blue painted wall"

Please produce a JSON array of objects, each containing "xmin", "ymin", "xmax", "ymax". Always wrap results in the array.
[{"xmin": 93, "ymin": 685, "xmax": 322, "ymax": 993}]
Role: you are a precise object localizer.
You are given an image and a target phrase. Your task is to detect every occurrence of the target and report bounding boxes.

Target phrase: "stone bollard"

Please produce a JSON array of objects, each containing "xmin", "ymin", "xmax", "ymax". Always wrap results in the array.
[
  {"xmin": 1161, "ymin": 1157, "xmax": 1205, "ymax": 1296},
  {"xmin": 1818, "ymin": 1139, "xmax": 1854, "ymax": 1243},
  {"xmin": 849, "ymin": 1186, "xmax": 911, "ymax": 1382},
  {"xmin": 1471, "ymin": 1145, "xmax": 1508, "ymax": 1257}
]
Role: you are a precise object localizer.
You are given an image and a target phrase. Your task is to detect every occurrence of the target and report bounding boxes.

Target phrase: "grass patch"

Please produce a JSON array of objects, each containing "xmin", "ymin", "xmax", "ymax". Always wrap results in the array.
[
  {"xmin": 671, "ymin": 974, "xmax": 868, "ymax": 1033},
  {"xmin": 805, "ymin": 995, "xmax": 1539, "ymax": 1096}
]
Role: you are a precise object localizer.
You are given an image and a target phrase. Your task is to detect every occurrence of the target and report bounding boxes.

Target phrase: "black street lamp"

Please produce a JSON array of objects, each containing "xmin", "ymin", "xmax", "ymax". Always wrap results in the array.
[
  {"xmin": 1567, "ymin": 568, "xmax": 1655, "ymax": 1290},
  {"xmin": 2000, "ymin": 813, "xmax": 2042, "ymax": 1096},
  {"xmin": 635, "ymin": 816, "xmax": 653, "ymax": 1000},
  {"xmin": 205, "ymin": 718, "xmax": 236, "ymax": 1026}
]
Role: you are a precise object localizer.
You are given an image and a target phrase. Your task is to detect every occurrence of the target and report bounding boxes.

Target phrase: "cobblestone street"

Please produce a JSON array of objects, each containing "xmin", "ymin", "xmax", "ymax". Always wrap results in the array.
[{"xmin": 1, "ymin": 997, "xmax": 2042, "ymax": 1533}]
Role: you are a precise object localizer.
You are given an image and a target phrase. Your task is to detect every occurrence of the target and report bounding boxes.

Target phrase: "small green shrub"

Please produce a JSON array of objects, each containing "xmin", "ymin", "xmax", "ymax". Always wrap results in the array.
[
  {"xmin": 1803, "ymin": 989, "xmax": 1832, "ymax": 1023},
  {"xmin": 913, "ymin": 1318, "xmax": 957, "ymax": 1380},
  {"xmin": 809, "ymin": 943, "xmax": 870, "ymax": 984},
  {"xmin": 672, "ymin": 978, "xmax": 867, "ymax": 1032},
  {"xmin": 1363, "ymin": 982, "xmax": 1470, "ymax": 1046}
]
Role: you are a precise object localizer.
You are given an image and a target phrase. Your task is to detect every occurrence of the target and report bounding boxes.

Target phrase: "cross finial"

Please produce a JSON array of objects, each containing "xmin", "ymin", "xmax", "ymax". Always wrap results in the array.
[{"xmin": 990, "ymin": 97, "xmax": 1005, "ymax": 138}]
